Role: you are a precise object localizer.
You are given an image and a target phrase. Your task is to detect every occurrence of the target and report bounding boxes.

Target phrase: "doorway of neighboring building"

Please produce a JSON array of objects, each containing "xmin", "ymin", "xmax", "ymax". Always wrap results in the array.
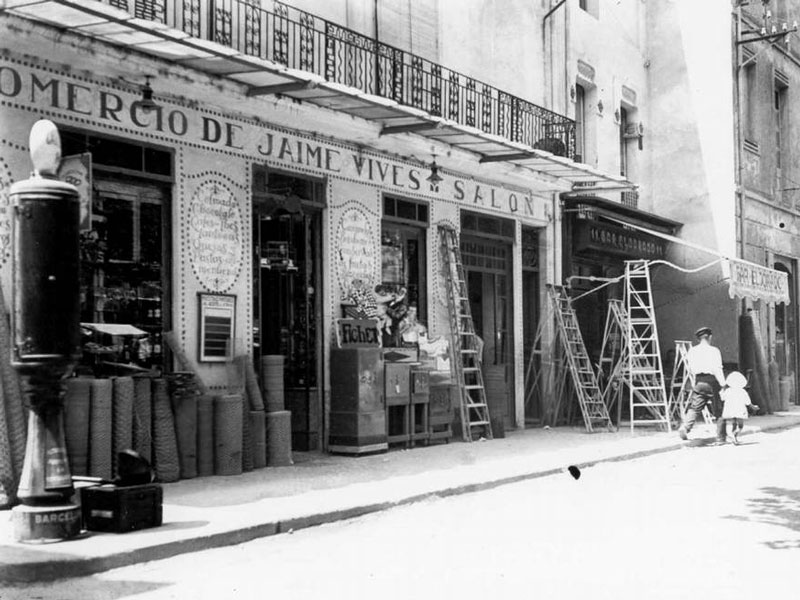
[
  {"xmin": 773, "ymin": 259, "xmax": 798, "ymax": 405},
  {"xmin": 252, "ymin": 166, "xmax": 324, "ymax": 451},
  {"xmin": 460, "ymin": 211, "xmax": 515, "ymax": 433}
]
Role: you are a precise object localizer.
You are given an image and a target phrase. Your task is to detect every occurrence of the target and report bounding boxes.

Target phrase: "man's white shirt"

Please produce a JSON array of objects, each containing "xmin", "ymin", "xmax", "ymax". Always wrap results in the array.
[{"xmin": 686, "ymin": 342, "xmax": 725, "ymax": 386}]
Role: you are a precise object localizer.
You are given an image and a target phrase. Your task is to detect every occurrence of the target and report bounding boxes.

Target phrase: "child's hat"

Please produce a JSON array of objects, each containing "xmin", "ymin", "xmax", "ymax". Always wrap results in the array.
[{"xmin": 725, "ymin": 371, "xmax": 747, "ymax": 389}]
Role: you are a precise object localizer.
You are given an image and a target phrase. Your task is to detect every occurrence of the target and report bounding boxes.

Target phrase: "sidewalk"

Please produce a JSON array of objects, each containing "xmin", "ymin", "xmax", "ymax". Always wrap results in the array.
[{"xmin": 3, "ymin": 407, "xmax": 800, "ymax": 583}]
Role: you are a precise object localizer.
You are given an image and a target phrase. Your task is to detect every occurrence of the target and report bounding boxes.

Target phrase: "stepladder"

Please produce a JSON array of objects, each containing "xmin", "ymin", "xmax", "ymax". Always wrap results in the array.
[
  {"xmin": 625, "ymin": 260, "xmax": 671, "ymax": 431},
  {"xmin": 547, "ymin": 285, "xmax": 614, "ymax": 432},
  {"xmin": 438, "ymin": 225, "xmax": 493, "ymax": 442}
]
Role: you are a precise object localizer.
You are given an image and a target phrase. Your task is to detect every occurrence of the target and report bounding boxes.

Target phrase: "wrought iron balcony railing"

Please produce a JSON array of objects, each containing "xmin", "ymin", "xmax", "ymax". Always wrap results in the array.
[{"xmin": 100, "ymin": 0, "xmax": 576, "ymax": 159}]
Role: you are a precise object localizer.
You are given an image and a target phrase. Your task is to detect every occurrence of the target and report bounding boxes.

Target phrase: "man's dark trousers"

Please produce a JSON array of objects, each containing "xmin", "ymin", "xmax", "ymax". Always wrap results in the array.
[{"xmin": 695, "ymin": 373, "xmax": 726, "ymax": 441}]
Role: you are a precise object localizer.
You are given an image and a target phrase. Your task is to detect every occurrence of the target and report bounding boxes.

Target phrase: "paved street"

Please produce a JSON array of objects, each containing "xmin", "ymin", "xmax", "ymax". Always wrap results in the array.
[{"xmin": 4, "ymin": 427, "xmax": 800, "ymax": 600}]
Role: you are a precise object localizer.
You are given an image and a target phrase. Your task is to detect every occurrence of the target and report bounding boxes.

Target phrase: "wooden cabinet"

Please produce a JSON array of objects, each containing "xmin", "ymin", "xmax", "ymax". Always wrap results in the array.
[{"xmin": 329, "ymin": 348, "xmax": 387, "ymax": 454}]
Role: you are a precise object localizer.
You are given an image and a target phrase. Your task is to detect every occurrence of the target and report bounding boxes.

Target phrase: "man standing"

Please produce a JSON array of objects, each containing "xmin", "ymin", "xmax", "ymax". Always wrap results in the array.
[{"xmin": 681, "ymin": 326, "xmax": 727, "ymax": 443}]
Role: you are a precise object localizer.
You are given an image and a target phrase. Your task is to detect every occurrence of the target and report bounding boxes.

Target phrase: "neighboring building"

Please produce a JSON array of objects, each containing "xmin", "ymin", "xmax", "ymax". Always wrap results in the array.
[{"xmin": 731, "ymin": 0, "xmax": 800, "ymax": 405}]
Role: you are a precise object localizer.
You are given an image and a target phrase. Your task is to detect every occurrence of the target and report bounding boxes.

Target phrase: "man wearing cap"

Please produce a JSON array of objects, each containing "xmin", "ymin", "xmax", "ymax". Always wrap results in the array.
[{"xmin": 681, "ymin": 326, "xmax": 727, "ymax": 443}]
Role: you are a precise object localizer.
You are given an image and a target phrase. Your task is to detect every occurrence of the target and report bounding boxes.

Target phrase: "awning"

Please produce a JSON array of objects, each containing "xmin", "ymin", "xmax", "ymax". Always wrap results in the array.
[
  {"xmin": 562, "ymin": 195, "xmax": 682, "ymax": 234},
  {"xmin": 81, "ymin": 323, "xmax": 149, "ymax": 337},
  {"xmin": 602, "ymin": 216, "xmax": 791, "ymax": 305},
  {"xmin": 2, "ymin": 0, "xmax": 633, "ymax": 192}
]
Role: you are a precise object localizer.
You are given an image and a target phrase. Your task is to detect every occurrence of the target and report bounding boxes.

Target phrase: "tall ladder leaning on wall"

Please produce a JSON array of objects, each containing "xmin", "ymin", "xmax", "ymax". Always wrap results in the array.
[
  {"xmin": 624, "ymin": 260, "xmax": 671, "ymax": 431},
  {"xmin": 438, "ymin": 224, "xmax": 493, "ymax": 442},
  {"xmin": 547, "ymin": 285, "xmax": 614, "ymax": 432}
]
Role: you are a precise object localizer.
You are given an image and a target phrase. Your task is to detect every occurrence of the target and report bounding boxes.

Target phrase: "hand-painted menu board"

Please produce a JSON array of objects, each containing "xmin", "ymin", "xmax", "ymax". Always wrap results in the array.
[
  {"xmin": 188, "ymin": 178, "xmax": 243, "ymax": 293},
  {"xmin": 337, "ymin": 206, "xmax": 375, "ymax": 294}
]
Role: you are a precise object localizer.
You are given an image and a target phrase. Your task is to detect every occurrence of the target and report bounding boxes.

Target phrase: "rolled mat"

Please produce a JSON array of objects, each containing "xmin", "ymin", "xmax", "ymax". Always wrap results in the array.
[
  {"xmin": 0, "ymin": 285, "xmax": 26, "ymax": 484},
  {"xmin": 89, "ymin": 378, "xmax": 113, "ymax": 480},
  {"xmin": 243, "ymin": 356, "xmax": 265, "ymax": 411},
  {"xmin": 112, "ymin": 377, "xmax": 135, "ymax": 477},
  {"xmin": 173, "ymin": 393, "xmax": 198, "ymax": 479},
  {"xmin": 266, "ymin": 410, "xmax": 293, "ymax": 467},
  {"xmin": 152, "ymin": 378, "xmax": 180, "ymax": 483},
  {"xmin": 261, "ymin": 355, "xmax": 285, "ymax": 413},
  {"xmin": 132, "ymin": 376, "xmax": 153, "ymax": 463},
  {"xmin": 250, "ymin": 410, "xmax": 267, "ymax": 469},
  {"xmin": 197, "ymin": 394, "xmax": 215, "ymax": 477},
  {"xmin": 64, "ymin": 377, "xmax": 92, "ymax": 477},
  {"xmin": 214, "ymin": 394, "xmax": 243, "ymax": 476},
  {"xmin": 241, "ymin": 392, "xmax": 254, "ymax": 472},
  {"xmin": 0, "ymin": 383, "xmax": 15, "ymax": 507}
]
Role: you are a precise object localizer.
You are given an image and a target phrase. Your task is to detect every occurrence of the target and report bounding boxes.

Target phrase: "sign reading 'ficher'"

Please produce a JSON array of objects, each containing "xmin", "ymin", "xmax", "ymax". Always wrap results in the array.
[{"xmin": 728, "ymin": 259, "xmax": 790, "ymax": 305}]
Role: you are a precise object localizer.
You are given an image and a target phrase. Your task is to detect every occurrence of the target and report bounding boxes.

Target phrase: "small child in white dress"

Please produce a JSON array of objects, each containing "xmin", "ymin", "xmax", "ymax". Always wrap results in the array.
[{"xmin": 721, "ymin": 371, "xmax": 759, "ymax": 445}]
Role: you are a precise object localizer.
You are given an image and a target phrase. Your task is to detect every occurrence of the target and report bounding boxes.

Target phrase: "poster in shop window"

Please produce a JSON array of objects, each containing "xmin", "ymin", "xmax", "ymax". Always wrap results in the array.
[
  {"xmin": 58, "ymin": 153, "xmax": 92, "ymax": 232},
  {"xmin": 198, "ymin": 293, "xmax": 236, "ymax": 362}
]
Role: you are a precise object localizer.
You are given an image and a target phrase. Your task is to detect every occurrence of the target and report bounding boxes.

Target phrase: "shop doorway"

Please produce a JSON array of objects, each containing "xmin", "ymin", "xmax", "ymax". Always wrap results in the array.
[
  {"xmin": 521, "ymin": 226, "xmax": 541, "ymax": 425},
  {"xmin": 773, "ymin": 259, "xmax": 797, "ymax": 405},
  {"xmin": 460, "ymin": 212, "xmax": 515, "ymax": 432},
  {"xmin": 252, "ymin": 167, "xmax": 324, "ymax": 451}
]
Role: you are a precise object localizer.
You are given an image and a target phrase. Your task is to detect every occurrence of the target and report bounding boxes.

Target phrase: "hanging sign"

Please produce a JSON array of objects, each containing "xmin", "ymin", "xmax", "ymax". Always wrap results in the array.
[
  {"xmin": 58, "ymin": 153, "xmax": 92, "ymax": 231},
  {"xmin": 727, "ymin": 259, "xmax": 790, "ymax": 305},
  {"xmin": 198, "ymin": 293, "xmax": 236, "ymax": 362},
  {"xmin": 336, "ymin": 318, "xmax": 381, "ymax": 348}
]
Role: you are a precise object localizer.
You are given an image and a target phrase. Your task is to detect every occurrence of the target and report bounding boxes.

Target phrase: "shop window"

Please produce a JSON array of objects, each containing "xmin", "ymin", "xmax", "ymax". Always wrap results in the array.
[
  {"xmin": 62, "ymin": 130, "xmax": 172, "ymax": 177},
  {"xmin": 62, "ymin": 132, "xmax": 172, "ymax": 376},
  {"xmin": 79, "ymin": 181, "xmax": 168, "ymax": 374},
  {"xmin": 381, "ymin": 196, "xmax": 428, "ymax": 347}
]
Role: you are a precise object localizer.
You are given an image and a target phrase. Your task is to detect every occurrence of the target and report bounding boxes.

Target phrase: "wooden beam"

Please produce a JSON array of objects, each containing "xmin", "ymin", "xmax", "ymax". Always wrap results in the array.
[
  {"xmin": 247, "ymin": 81, "xmax": 317, "ymax": 96},
  {"xmin": 380, "ymin": 122, "xmax": 440, "ymax": 135},
  {"xmin": 479, "ymin": 152, "xmax": 534, "ymax": 163}
]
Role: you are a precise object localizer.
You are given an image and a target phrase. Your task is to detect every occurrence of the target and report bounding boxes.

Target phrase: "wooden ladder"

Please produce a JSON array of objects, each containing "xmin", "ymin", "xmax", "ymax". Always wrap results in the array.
[
  {"xmin": 625, "ymin": 260, "xmax": 671, "ymax": 431},
  {"xmin": 548, "ymin": 285, "xmax": 613, "ymax": 432},
  {"xmin": 438, "ymin": 225, "xmax": 493, "ymax": 442}
]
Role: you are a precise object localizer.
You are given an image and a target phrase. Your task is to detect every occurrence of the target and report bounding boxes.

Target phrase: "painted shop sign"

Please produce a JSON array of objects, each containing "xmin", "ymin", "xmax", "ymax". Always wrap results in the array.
[
  {"xmin": 336, "ymin": 318, "xmax": 381, "ymax": 348},
  {"xmin": 336, "ymin": 207, "xmax": 375, "ymax": 296},
  {"xmin": 727, "ymin": 259, "xmax": 790, "ymax": 305},
  {"xmin": 187, "ymin": 178, "xmax": 243, "ymax": 293},
  {"xmin": 0, "ymin": 61, "xmax": 547, "ymax": 222},
  {"xmin": 573, "ymin": 220, "xmax": 667, "ymax": 260}
]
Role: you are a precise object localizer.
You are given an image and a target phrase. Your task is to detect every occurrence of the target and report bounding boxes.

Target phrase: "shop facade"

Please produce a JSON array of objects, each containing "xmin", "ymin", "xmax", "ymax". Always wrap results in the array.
[{"xmin": 0, "ymin": 16, "xmax": 562, "ymax": 455}]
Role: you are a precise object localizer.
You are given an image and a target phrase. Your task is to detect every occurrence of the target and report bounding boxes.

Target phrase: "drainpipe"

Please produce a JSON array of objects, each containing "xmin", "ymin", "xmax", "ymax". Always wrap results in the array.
[
  {"xmin": 734, "ymin": 3, "xmax": 747, "ymax": 316},
  {"xmin": 374, "ymin": 0, "xmax": 380, "ymax": 94}
]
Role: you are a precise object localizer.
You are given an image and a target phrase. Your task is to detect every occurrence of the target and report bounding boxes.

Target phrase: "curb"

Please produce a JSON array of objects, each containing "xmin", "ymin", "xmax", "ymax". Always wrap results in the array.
[{"xmin": 2, "ymin": 417, "xmax": 799, "ymax": 584}]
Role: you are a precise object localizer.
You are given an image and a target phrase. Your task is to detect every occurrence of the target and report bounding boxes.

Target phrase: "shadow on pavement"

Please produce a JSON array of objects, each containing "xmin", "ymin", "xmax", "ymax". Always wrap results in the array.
[
  {"xmin": 728, "ymin": 486, "xmax": 800, "ymax": 550},
  {"xmin": 1, "ymin": 578, "xmax": 171, "ymax": 600}
]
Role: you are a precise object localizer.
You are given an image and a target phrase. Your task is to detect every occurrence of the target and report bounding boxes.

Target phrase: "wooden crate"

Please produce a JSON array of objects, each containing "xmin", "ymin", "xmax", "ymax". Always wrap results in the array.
[{"xmin": 81, "ymin": 484, "xmax": 163, "ymax": 533}]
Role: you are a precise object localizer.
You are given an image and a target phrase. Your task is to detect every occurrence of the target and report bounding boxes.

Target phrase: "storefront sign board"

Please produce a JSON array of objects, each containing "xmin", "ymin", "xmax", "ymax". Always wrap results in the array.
[
  {"xmin": 573, "ymin": 219, "xmax": 667, "ymax": 260},
  {"xmin": 0, "ymin": 58, "xmax": 549, "ymax": 224},
  {"xmin": 727, "ymin": 259, "xmax": 790, "ymax": 305}
]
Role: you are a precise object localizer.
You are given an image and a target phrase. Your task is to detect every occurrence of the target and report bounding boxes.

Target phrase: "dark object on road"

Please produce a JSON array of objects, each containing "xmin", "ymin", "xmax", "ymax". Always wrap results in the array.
[{"xmin": 567, "ymin": 465, "xmax": 581, "ymax": 480}]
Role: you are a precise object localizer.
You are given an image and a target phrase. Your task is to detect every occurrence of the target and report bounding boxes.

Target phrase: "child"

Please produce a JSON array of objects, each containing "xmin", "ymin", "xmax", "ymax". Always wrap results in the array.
[
  {"xmin": 678, "ymin": 381, "xmax": 715, "ymax": 440},
  {"xmin": 721, "ymin": 371, "xmax": 758, "ymax": 445}
]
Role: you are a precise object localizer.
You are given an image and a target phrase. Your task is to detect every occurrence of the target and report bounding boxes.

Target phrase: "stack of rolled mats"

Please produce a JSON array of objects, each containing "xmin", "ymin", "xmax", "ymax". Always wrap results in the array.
[{"xmin": 260, "ymin": 355, "xmax": 292, "ymax": 467}]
